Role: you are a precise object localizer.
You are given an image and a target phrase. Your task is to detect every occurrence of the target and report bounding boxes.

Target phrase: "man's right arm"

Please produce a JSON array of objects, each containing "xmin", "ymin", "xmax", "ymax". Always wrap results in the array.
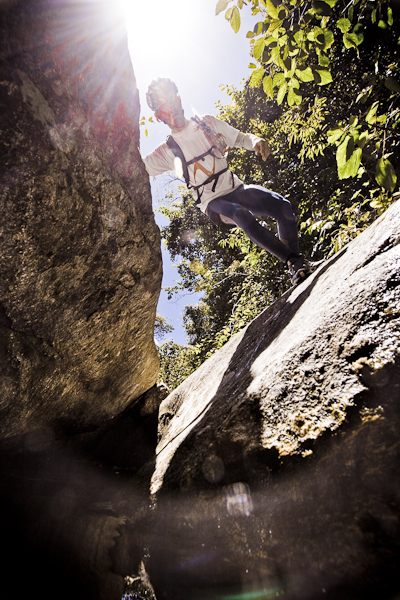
[{"xmin": 142, "ymin": 143, "xmax": 174, "ymax": 177}]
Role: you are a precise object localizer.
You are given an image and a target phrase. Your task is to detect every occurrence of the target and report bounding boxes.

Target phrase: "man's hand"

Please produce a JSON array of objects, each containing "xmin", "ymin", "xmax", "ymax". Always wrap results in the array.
[{"xmin": 254, "ymin": 139, "xmax": 271, "ymax": 161}]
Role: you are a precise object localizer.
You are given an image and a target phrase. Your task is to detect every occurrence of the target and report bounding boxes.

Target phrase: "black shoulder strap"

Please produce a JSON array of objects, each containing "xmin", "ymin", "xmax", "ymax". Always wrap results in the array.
[
  {"xmin": 166, "ymin": 134, "xmax": 234, "ymax": 204},
  {"xmin": 166, "ymin": 136, "xmax": 190, "ymax": 187}
]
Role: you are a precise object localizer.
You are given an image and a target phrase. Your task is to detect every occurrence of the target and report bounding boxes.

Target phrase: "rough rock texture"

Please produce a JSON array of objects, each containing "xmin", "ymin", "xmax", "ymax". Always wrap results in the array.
[
  {"xmin": 0, "ymin": 2, "xmax": 163, "ymax": 599},
  {"xmin": 0, "ymin": 0, "xmax": 162, "ymax": 439},
  {"xmin": 148, "ymin": 200, "xmax": 400, "ymax": 600}
]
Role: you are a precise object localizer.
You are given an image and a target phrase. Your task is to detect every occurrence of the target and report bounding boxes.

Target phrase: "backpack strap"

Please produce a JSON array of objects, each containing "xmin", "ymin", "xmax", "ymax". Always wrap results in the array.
[
  {"xmin": 166, "ymin": 135, "xmax": 235, "ymax": 204},
  {"xmin": 166, "ymin": 135, "xmax": 190, "ymax": 187}
]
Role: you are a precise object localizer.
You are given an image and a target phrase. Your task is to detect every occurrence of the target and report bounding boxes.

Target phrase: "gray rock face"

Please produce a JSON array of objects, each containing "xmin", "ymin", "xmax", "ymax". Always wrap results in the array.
[
  {"xmin": 148, "ymin": 201, "xmax": 400, "ymax": 599},
  {"xmin": 0, "ymin": 0, "xmax": 162, "ymax": 439}
]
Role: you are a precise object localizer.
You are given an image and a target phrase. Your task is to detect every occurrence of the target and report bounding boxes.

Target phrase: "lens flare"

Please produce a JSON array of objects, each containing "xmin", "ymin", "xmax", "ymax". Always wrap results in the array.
[{"xmin": 225, "ymin": 482, "xmax": 254, "ymax": 517}]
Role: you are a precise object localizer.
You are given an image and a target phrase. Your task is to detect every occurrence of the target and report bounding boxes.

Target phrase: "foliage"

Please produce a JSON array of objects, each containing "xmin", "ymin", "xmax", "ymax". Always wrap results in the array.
[
  {"xmin": 154, "ymin": 313, "xmax": 174, "ymax": 342},
  {"xmin": 158, "ymin": 340, "xmax": 202, "ymax": 390},
  {"xmin": 156, "ymin": 0, "xmax": 399, "ymax": 390},
  {"xmin": 216, "ymin": 0, "xmax": 399, "ymax": 189},
  {"xmin": 139, "ymin": 115, "xmax": 154, "ymax": 137}
]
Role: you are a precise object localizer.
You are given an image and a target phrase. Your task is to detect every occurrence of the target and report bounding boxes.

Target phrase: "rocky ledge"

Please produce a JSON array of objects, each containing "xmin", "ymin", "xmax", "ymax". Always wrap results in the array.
[{"xmin": 148, "ymin": 200, "xmax": 400, "ymax": 600}]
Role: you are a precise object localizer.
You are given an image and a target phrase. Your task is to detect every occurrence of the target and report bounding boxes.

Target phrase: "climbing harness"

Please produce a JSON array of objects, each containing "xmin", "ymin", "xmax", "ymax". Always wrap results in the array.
[{"xmin": 166, "ymin": 117, "xmax": 234, "ymax": 204}]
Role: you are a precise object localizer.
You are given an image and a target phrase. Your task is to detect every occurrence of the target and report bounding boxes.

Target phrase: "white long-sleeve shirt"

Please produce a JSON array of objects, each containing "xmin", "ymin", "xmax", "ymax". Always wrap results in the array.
[{"xmin": 143, "ymin": 115, "xmax": 263, "ymax": 213}]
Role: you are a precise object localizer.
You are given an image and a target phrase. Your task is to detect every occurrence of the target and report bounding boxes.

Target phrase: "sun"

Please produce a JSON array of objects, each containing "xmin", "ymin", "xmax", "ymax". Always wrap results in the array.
[{"xmin": 118, "ymin": 0, "xmax": 204, "ymax": 84}]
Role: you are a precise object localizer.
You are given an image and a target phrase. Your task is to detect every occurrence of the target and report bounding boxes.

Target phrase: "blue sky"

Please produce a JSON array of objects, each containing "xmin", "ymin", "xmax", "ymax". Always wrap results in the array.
[{"xmin": 122, "ymin": 0, "xmax": 258, "ymax": 344}]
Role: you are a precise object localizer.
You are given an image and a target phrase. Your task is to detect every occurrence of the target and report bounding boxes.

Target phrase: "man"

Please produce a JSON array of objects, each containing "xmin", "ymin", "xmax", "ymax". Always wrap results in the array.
[{"xmin": 143, "ymin": 78, "xmax": 312, "ymax": 285}]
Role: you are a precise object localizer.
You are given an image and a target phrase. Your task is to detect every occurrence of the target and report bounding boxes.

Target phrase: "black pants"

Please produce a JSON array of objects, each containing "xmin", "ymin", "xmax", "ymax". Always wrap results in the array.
[{"xmin": 207, "ymin": 184, "xmax": 299, "ymax": 263}]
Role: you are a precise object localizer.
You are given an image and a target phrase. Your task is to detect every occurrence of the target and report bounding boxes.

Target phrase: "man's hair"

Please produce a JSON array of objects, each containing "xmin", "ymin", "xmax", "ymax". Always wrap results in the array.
[{"xmin": 146, "ymin": 78, "xmax": 179, "ymax": 111}]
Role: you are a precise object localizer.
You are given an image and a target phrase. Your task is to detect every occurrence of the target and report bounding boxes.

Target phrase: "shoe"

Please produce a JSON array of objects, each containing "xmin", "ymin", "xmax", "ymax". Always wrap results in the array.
[{"xmin": 287, "ymin": 255, "xmax": 313, "ymax": 286}]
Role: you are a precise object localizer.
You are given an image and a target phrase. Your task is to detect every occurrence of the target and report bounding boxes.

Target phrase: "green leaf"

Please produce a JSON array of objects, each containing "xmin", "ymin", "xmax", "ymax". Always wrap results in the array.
[
  {"xmin": 337, "ymin": 18, "xmax": 351, "ymax": 33},
  {"xmin": 287, "ymin": 86, "xmax": 302, "ymax": 106},
  {"xmin": 356, "ymin": 85, "xmax": 373, "ymax": 103},
  {"xmin": 246, "ymin": 30, "xmax": 255, "ymax": 38},
  {"xmin": 315, "ymin": 69, "xmax": 332, "ymax": 85},
  {"xmin": 307, "ymin": 28, "xmax": 316, "ymax": 42},
  {"xmin": 375, "ymin": 158, "xmax": 397, "ymax": 192},
  {"xmin": 318, "ymin": 54, "xmax": 330, "ymax": 67},
  {"xmin": 250, "ymin": 66, "xmax": 265, "ymax": 87},
  {"xmin": 230, "ymin": 6, "xmax": 241, "ymax": 32},
  {"xmin": 337, "ymin": 137, "xmax": 362, "ymax": 179},
  {"xmin": 253, "ymin": 21, "xmax": 264, "ymax": 35},
  {"xmin": 370, "ymin": 199, "xmax": 383, "ymax": 209},
  {"xmin": 265, "ymin": 0, "xmax": 279, "ymax": 19},
  {"xmin": 337, "ymin": 136, "xmax": 350, "ymax": 164},
  {"xmin": 273, "ymin": 72, "xmax": 285, "ymax": 86},
  {"xmin": 288, "ymin": 75, "xmax": 300, "ymax": 89},
  {"xmin": 263, "ymin": 75, "xmax": 274, "ymax": 98},
  {"xmin": 216, "ymin": 0, "xmax": 229, "ymax": 15},
  {"xmin": 248, "ymin": 62, "xmax": 257, "ymax": 68},
  {"xmin": 388, "ymin": 7, "xmax": 393, "ymax": 26},
  {"xmin": 327, "ymin": 127, "xmax": 344, "ymax": 144},
  {"xmin": 295, "ymin": 66, "xmax": 314, "ymax": 82},
  {"xmin": 276, "ymin": 82, "xmax": 288, "ymax": 105},
  {"xmin": 365, "ymin": 101, "xmax": 379, "ymax": 124},
  {"xmin": 265, "ymin": 36, "xmax": 278, "ymax": 46},
  {"xmin": 265, "ymin": 45, "xmax": 280, "ymax": 64},
  {"xmin": 253, "ymin": 37, "xmax": 266, "ymax": 59},
  {"xmin": 323, "ymin": 29, "xmax": 334, "ymax": 49},
  {"xmin": 311, "ymin": 0, "xmax": 333, "ymax": 17},
  {"xmin": 356, "ymin": 131, "xmax": 369, "ymax": 149},
  {"xmin": 385, "ymin": 76, "xmax": 400, "ymax": 93},
  {"xmin": 355, "ymin": 31, "xmax": 364, "ymax": 45},
  {"xmin": 343, "ymin": 32, "xmax": 363, "ymax": 48}
]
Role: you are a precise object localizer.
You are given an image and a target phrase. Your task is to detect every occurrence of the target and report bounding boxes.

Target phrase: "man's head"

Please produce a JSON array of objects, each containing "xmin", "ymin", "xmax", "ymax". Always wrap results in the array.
[{"xmin": 146, "ymin": 78, "xmax": 185, "ymax": 130}]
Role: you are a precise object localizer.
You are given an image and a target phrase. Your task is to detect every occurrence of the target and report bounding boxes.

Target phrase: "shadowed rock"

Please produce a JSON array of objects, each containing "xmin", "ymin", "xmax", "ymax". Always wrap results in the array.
[{"xmin": 148, "ymin": 200, "xmax": 400, "ymax": 600}]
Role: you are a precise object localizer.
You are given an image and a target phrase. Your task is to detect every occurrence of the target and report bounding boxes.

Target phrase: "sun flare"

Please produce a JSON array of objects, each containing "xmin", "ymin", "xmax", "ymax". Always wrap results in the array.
[{"xmin": 119, "ymin": 0, "xmax": 203, "ymax": 81}]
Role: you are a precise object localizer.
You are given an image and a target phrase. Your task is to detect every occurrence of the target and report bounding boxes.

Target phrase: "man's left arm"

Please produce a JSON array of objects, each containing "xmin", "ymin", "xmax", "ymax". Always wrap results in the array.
[
  {"xmin": 253, "ymin": 138, "xmax": 271, "ymax": 161},
  {"xmin": 206, "ymin": 115, "xmax": 271, "ymax": 161},
  {"xmin": 234, "ymin": 131, "xmax": 271, "ymax": 161}
]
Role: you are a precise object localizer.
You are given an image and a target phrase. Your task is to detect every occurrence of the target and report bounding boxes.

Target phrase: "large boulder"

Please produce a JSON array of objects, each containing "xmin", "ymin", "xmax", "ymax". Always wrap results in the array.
[
  {"xmin": 0, "ymin": 0, "xmax": 162, "ymax": 439},
  {"xmin": 148, "ymin": 200, "xmax": 400, "ymax": 599},
  {"xmin": 0, "ymin": 3, "xmax": 163, "ymax": 598}
]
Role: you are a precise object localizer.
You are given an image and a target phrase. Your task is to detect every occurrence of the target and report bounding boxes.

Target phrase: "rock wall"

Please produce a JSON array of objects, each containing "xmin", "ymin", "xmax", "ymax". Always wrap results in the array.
[
  {"xmin": 147, "ymin": 200, "xmax": 400, "ymax": 600},
  {"xmin": 0, "ymin": 0, "xmax": 162, "ymax": 439},
  {"xmin": 0, "ymin": 2, "xmax": 164, "ymax": 599}
]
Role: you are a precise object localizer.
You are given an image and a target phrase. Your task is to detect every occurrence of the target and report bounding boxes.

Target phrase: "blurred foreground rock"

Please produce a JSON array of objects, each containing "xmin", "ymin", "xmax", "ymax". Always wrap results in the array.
[{"xmin": 148, "ymin": 200, "xmax": 400, "ymax": 600}]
